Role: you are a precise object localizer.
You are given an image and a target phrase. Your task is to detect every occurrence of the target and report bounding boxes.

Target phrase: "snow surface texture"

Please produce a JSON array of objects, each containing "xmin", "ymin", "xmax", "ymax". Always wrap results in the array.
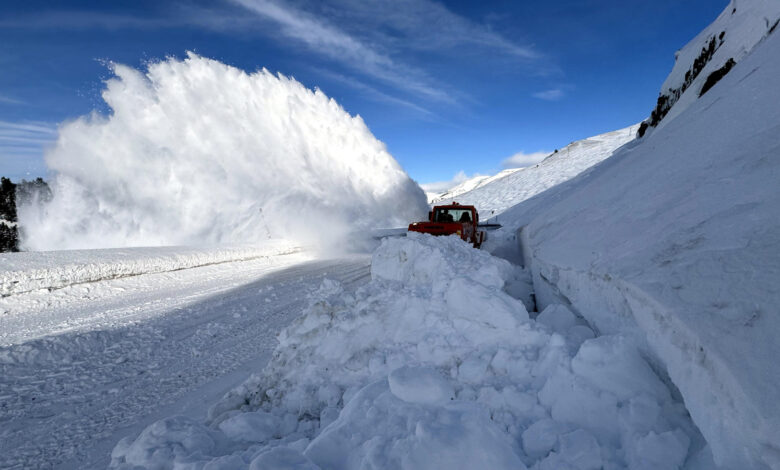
[
  {"xmin": 0, "ymin": 251, "xmax": 371, "ymax": 468},
  {"xmin": 503, "ymin": 10, "xmax": 780, "ymax": 470},
  {"xmin": 435, "ymin": 124, "xmax": 638, "ymax": 219},
  {"xmin": 0, "ymin": 241, "xmax": 300, "ymax": 297},
  {"xmin": 18, "ymin": 53, "xmax": 428, "ymax": 251},
  {"xmin": 111, "ymin": 234, "xmax": 708, "ymax": 469},
  {"xmin": 653, "ymin": 0, "xmax": 780, "ymax": 131}
]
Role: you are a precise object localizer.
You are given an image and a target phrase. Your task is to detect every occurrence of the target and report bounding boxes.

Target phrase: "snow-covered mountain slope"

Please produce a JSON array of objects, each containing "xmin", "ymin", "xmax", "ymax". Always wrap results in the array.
[
  {"xmin": 435, "ymin": 125, "xmax": 638, "ymax": 218},
  {"xmin": 110, "ymin": 234, "xmax": 707, "ymax": 469},
  {"xmin": 499, "ymin": 16, "xmax": 780, "ymax": 470},
  {"xmin": 642, "ymin": 0, "xmax": 780, "ymax": 134},
  {"xmin": 429, "ymin": 168, "xmax": 520, "ymax": 204},
  {"xmin": 18, "ymin": 53, "xmax": 428, "ymax": 251}
]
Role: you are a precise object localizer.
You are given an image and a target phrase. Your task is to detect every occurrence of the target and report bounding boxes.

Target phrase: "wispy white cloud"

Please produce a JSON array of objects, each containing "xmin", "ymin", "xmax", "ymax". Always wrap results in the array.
[
  {"xmin": 3, "ymin": 1, "xmax": 544, "ymax": 107},
  {"xmin": 309, "ymin": 0, "xmax": 538, "ymax": 59},
  {"xmin": 231, "ymin": 0, "xmax": 454, "ymax": 104},
  {"xmin": 420, "ymin": 170, "xmax": 485, "ymax": 196},
  {"xmin": 0, "ymin": 121, "xmax": 57, "ymax": 156},
  {"xmin": 0, "ymin": 121, "xmax": 56, "ymax": 179},
  {"xmin": 312, "ymin": 68, "xmax": 434, "ymax": 117},
  {"xmin": 532, "ymin": 88, "xmax": 564, "ymax": 101},
  {"xmin": 0, "ymin": 94, "xmax": 25, "ymax": 105},
  {"xmin": 501, "ymin": 150, "xmax": 551, "ymax": 168}
]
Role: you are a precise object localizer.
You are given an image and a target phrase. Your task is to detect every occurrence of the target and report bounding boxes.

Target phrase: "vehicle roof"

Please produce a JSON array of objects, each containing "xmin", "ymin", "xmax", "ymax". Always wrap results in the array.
[{"xmin": 432, "ymin": 204, "xmax": 476, "ymax": 210}]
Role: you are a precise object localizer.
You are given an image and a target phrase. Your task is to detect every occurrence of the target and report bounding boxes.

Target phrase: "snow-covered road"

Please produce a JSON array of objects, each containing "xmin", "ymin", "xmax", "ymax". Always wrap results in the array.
[{"xmin": 0, "ymin": 253, "xmax": 371, "ymax": 469}]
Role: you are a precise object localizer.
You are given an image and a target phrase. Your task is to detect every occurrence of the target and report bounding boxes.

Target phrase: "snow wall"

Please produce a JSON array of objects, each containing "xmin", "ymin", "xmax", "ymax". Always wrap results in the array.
[
  {"xmin": 18, "ymin": 53, "xmax": 428, "ymax": 250},
  {"xmin": 503, "ymin": 4, "xmax": 780, "ymax": 468}
]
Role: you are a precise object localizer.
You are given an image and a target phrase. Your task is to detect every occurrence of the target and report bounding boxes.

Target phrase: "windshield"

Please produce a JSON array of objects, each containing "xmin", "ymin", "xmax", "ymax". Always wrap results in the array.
[{"xmin": 434, "ymin": 208, "xmax": 472, "ymax": 223}]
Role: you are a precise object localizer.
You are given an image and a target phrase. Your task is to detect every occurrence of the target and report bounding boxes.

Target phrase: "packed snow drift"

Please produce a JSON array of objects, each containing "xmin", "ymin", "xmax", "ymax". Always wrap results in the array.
[
  {"xmin": 18, "ymin": 53, "xmax": 428, "ymax": 251},
  {"xmin": 110, "ymin": 234, "xmax": 709, "ymax": 470}
]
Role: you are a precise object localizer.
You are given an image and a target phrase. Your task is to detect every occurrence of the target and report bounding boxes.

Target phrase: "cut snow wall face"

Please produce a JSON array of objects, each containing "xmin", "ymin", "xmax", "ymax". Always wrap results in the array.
[
  {"xmin": 18, "ymin": 53, "xmax": 428, "ymax": 250},
  {"xmin": 520, "ymin": 27, "xmax": 780, "ymax": 470}
]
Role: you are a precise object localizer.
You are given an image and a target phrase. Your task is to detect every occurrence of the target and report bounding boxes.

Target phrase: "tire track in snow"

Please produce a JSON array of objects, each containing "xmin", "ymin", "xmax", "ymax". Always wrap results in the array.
[{"xmin": 0, "ymin": 255, "xmax": 370, "ymax": 469}]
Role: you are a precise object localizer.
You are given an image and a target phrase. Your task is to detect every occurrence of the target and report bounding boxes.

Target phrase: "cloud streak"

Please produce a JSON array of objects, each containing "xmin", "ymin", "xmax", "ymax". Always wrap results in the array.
[
  {"xmin": 532, "ymin": 88, "xmax": 564, "ymax": 101},
  {"xmin": 0, "ymin": 121, "xmax": 56, "ymax": 179},
  {"xmin": 313, "ymin": 68, "xmax": 435, "ymax": 117},
  {"xmin": 231, "ymin": 0, "xmax": 454, "ymax": 104}
]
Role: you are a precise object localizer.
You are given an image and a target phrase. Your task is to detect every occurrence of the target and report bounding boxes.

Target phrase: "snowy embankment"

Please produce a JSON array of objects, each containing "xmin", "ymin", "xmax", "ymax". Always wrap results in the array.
[
  {"xmin": 0, "ymin": 241, "xmax": 299, "ymax": 296},
  {"xmin": 500, "ymin": 5, "xmax": 780, "ymax": 468},
  {"xmin": 434, "ymin": 124, "xmax": 638, "ymax": 218},
  {"xmin": 111, "ymin": 233, "xmax": 707, "ymax": 470}
]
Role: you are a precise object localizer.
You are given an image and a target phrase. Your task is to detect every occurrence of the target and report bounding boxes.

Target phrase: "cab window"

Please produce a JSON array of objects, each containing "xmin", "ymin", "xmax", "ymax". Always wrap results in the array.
[{"xmin": 434, "ymin": 208, "xmax": 472, "ymax": 223}]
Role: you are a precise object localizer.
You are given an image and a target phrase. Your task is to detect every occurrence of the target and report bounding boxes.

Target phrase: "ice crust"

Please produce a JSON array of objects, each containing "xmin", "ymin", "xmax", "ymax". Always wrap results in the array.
[
  {"xmin": 111, "ymin": 234, "xmax": 705, "ymax": 469},
  {"xmin": 18, "ymin": 53, "xmax": 428, "ymax": 250}
]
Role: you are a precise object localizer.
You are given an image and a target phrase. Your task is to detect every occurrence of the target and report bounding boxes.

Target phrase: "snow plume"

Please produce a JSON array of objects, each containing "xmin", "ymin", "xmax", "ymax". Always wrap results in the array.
[{"xmin": 18, "ymin": 53, "xmax": 428, "ymax": 250}]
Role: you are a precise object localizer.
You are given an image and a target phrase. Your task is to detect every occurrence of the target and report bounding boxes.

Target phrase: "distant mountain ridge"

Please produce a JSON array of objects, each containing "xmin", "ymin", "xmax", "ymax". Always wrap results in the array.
[{"xmin": 431, "ymin": 124, "xmax": 639, "ymax": 218}]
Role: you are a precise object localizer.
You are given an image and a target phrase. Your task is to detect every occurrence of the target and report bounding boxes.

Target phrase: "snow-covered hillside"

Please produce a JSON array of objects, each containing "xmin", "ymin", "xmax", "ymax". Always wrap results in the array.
[
  {"xmin": 18, "ymin": 53, "xmax": 428, "ymax": 251},
  {"xmin": 435, "ymin": 124, "xmax": 639, "ymax": 218},
  {"xmin": 429, "ymin": 168, "xmax": 520, "ymax": 204},
  {"xmin": 493, "ymin": 3, "xmax": 780, "ymax": 468}
]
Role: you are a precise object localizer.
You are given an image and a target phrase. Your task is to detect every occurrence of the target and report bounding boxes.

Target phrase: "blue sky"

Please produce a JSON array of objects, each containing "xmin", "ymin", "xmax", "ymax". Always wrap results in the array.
[{"xmin": 0, "ymin": 0, "xmax": 727, "ymax": 184}]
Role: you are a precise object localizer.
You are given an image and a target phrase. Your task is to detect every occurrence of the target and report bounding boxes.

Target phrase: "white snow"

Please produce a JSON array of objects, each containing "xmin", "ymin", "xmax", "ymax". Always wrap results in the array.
[
  {"xmin": 110, "ymin": 234, "xmax": 708, "ymax": 469},
  {"xmin": 495, "ymin": 7, "xmax": 780, "ymax": 468},
  {"xmin": 17, "ymin": 52, "xmax": 428, "ymax": 251},
  {"xmin": 0, "ymin": 240, "xmax": 299, "ymax": 297},
  {"xmin": 428, "ymin": 168, "xmax": 521, "ymax": 204},
  {"xmin": 654, "ymin": 0, "xmax": 780, "ymax": 130},
  {"xmin": 0, "ymin": 250, "xmax": 371, "ymax": 468},
  {"xmin": 434, "ymin": 124, "xmax": 639, "ymax": 218}
]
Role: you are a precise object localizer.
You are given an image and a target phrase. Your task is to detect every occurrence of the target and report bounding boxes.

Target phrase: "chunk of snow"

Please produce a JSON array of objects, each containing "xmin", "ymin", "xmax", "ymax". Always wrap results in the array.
[{"xmin": 388, "ymin": 366, "xmax": 455, "ymax": 404}]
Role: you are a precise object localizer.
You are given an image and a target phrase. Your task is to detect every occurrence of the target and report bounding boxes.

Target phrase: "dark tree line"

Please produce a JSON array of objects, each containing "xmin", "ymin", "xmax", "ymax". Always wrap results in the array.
[{"xmin": 0, "ymin": 177, "xmax": 51, "ymax": 252}]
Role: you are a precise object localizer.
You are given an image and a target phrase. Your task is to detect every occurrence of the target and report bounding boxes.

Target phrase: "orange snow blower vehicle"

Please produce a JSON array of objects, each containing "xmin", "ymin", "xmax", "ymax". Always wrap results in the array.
[{"xmin": 408, "ymin": 202, "xmax": 487, "ymax": 248}]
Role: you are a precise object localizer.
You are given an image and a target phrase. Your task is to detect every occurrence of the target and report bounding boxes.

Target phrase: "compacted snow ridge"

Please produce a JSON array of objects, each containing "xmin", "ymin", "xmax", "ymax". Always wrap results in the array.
[
  {"xmin": 0, "ymin": 252, "xmax": 371, "ymax": 469},
  {"xmin": 436, "ymin": 124, "xmax": 639, "ymax": 219},
  {"xmin": 110, "ymin": 234, "xmax": 707, "ymax": 470},
  {"xmin": 492, "ymin": 6, "xmax": 780, "ymax": 469},
  {"xmin": 0, "ymin": 241, "xmax": 301, "ymax": 297}
]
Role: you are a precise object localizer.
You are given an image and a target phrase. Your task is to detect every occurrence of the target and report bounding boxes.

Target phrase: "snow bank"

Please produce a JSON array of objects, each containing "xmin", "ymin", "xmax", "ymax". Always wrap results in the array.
[
  {"xmin": 0, "ymin": 241, "xmax": 298, "ymax": 296},
  {"xmin": 435, "ymin": 124, "xmax": 638, "ymax": 218},
  {"xmin": 111, "ymin": 234, "xmax": 706, "ymax": 469},
  {"xmin": 512, "ymin": 20, "xmax": 780, "ymax": 470},
  {"xmin": 18, "ymin": 53, "xmax": 428, "ymax": 251}
]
